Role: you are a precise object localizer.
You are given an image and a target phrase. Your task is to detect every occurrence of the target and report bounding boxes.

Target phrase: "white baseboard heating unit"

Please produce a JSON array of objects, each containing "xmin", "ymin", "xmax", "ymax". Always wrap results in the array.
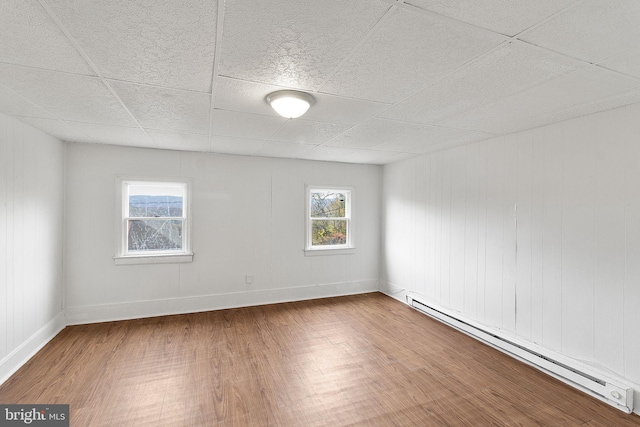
[{"xmin": 407, "ymin": 294, "xmax": 635, "ymax": 414}]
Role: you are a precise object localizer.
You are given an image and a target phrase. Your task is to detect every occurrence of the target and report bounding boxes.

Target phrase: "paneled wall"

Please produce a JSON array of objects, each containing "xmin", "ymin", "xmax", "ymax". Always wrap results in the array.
[
  {"xmin": 382, "ymin": 103, "xmax": 640, "ymax": 392},
  {"xmin": 0, "ymin": 113, "xmax": 65, "ymax": 382},
  {"xmin": 64, "ymin": 143, "xmax": 381, "ymax": 323}
]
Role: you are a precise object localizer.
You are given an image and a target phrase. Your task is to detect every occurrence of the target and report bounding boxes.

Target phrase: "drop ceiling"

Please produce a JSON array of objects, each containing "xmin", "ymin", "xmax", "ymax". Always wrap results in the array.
[{"xmin": 2, "ymin": 0, "xmax": 640, "ymax": 165}]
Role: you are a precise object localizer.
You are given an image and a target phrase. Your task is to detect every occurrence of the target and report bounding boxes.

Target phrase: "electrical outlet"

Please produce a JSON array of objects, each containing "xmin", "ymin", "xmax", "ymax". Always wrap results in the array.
[{"xmin": 245, "ymin": 274, "xmax": 253, "ymax": 284}]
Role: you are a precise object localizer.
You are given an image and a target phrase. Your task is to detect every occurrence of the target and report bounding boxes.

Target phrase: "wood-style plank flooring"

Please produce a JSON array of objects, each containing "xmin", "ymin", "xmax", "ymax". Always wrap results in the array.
[{"xmin": 1, "ymin": 293, "xmax": 638, "ymax": 426}]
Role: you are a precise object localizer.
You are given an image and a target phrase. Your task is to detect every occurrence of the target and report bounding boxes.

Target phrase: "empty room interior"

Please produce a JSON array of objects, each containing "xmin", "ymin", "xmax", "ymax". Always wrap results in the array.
[{"xmin": 2, "ymin": 0, "xmax": 640, "ymax": 425}]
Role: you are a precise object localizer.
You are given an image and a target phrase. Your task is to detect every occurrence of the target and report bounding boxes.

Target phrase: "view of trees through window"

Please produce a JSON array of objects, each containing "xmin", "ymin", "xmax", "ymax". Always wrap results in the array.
[
  {"xmin": 310, "ymin": 191, "xmax": 348, "ymax": 246},
  {"xmin": 127, "ymin": 194, "xmax": 183, "ymax": 252}
]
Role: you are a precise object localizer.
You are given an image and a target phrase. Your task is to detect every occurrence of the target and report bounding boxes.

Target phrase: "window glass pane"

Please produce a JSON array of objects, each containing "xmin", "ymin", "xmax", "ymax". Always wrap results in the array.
[
  {"xmin": 128, "ymin": 219, "xmax": 183, "ymax": 251},
  {"xmin": 128, "ymin": 184, "xmax": 184, "ymax": 218},
  {"xmin": 312, "ymin": 219, "xmax": 347, "ymax": 246},
  {"xmin": 310, "ymin": 191, "xmax": 346, "ymax": 218}
]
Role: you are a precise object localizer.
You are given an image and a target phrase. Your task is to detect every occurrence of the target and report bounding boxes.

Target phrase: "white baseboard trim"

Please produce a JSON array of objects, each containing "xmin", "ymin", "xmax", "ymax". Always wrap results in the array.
[
  {"xmin": 378, "ymin": 280, "xmax": 408, "ymax": 303},
  {"xmin": 65, "ymin": 279, "xmax": 379, "ymax": 325},
  {"xmin": 0, "ymin": 312, "xmax": 66, "ymax": 386}
]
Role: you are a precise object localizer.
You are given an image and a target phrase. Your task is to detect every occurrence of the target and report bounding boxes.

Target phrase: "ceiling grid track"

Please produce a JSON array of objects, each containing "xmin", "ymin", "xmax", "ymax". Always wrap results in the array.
[
  {"xmin": 36, "ymin": 0, "xmax": 155, "ymax": 146},
  {"xmin": 208, "ymin": 0, "xmax": 228, "ymax": 152}
]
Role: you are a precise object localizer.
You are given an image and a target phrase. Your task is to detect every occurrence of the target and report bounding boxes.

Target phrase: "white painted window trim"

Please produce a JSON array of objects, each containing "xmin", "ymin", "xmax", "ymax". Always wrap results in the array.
[
  {"xmin": 114, "ymin": 176, "xmax": 193, "ymax": 265},
  {"xmin": 305, "ymin": 185, "xmax": 355, "ymax": 256}
]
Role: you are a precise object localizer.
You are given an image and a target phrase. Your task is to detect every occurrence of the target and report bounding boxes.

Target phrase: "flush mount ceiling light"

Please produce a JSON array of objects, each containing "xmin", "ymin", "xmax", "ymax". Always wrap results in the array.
[{"xmin": 265, "ymin": 90, "xmax": 315, "ymax": 119}]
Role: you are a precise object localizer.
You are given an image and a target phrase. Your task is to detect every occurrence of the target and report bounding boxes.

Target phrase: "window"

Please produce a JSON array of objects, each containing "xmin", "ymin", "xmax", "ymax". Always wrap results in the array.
[
  {"xmin": 115, "ymin": 178, "xmax": 193, "ymax": 265},
  {"xmin": 306, "ymin": 186, "xmax": 354, "ymax": 255}
]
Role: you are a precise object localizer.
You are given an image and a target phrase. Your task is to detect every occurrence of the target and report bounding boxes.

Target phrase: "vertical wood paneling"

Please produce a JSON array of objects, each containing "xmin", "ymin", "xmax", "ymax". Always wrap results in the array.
[
  {"xmin": 13, "ymin": 123, "xmax": 25, "ymax": 348},
  {"xmin": 623, "ymin": 103, "xmax": 640, "ymax": 383},
  {"xmin": 502, "ymin": 139, "xmax": 518, "ymax": 334},
  {"xmin": 385, "ymin": 163, "xmax": 402, "ymax": 288},
  {"xmin": 22, "ymin": 128, "xmax": 35, "ymax": 336},
  {"xmin": 424, "ymin": 155, "xmax": 434, "ymax": 298},
  {"xmin": 5, "ymin": 119, "xmax": 15, "ymax": 353},
  {"xmin": 592, "ymin": 108, "xmax": 626, "ymax": 373},
  {"xmin": 0, "ymin": 114, "xmax": 8, "ymax": 359},
  {"xmin": 439, "ymin": 151, "xmax": 452, "ymax": 305},
  {"xmin": 541, "ymin": 125, "xmax": 564, "ymax": 352},
  {"xmin": 502, "ymin": 138, "xmax": 518, "ymax": 333},
  {"xmin": 560, "ymin": 116, "xmax": 596, "ymax": 359},
  {"xmin": 516, "ymin": 133, "xmax": 534, "ymax": 341},
  {"xmin": 476, "ymin": 141, "xmax": 488, "ymax": 322},
  {"xmin": 463, "ymin": 143, "xmax": 479, "ymax": 317},
  {"xmin": 382, "ymin": 102, "xmax": 640, "ymax": 389},
  {"xmin": 407, "ymin": 157, "xmax": 418, "ymax": 293},
  {"xmin": 530, "ymin": 128, "xmax": 545, "ymax": 345},
  {"xmin": 449, "ymin": 146, "xmax": 466, "ymax": 311},
  {"xmin": 484, "ymin": 138, "xmax": 505, "ymax": 328},
  {"xmin": 431, "ymin": 151, "xmax": 443, "ymax": 301},
  {"xmin": 415, "ymin": 156, "xmax": 427, "ymax": 297},
  {"xmin": 398, "ymin": 159, "xmax": 414, "ymax": 291},
  {"xmin": 66, "ymin": 143, "xmax": 382, "ymax": 320},
  {"xmin": 426, "ymin": 153, "xmax": 439, "ymax": 299},
  {"xmin": 0, "ymin": 114, "xmax": 64, "ymax": 363}
]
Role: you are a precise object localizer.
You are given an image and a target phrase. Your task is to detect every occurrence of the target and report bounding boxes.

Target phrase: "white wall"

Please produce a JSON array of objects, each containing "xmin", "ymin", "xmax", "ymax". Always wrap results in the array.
[
  {"xmin": 381, "ymin": 103, "xmax": 640, "ymax": 404},
  {"xmin": 64, "ymin": 143, "xmax": 381, "ymax": 323},
  {"xmin": 0, "ymin": 113, "xmax": 65, "ymax": 383}
]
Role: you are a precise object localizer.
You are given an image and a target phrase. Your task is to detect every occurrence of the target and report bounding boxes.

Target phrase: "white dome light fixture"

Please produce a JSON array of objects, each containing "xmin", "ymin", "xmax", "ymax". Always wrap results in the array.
[{"xmin": 265, "ymin": 90, "xmax": 315, "ymax": 119}]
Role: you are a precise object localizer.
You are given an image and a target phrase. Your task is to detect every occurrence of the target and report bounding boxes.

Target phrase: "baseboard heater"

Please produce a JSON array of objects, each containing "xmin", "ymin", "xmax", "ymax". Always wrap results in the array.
[{"xmin": 407, "ymin": 295, "xmax": 635, "ymax": 414}]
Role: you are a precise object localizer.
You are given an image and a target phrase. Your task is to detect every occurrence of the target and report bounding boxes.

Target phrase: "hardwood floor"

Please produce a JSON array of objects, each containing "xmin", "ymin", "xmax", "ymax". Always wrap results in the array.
[{"xmin": 1, "ymin": 292, "xmax": 638, "ymax": 426}]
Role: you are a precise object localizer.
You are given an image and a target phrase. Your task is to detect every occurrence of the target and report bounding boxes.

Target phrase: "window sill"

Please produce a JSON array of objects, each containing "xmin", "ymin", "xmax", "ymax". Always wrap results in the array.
[
  {"xmin": 114, "ymin": 253, "xmax": 193, "ymax": 265},
  {"xmin": 304, "ymin": 247, "xmax": 355, "ymax": 256}
]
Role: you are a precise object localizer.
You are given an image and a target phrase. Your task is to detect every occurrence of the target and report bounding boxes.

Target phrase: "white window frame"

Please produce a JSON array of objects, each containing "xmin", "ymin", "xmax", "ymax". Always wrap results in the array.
[
  {"xmin": 305, "ymin": 185, "xmax": 355, "ymax": 256},
  {"xmin": 114, "ymin": 177, "xmax": 193, "ymax": 265}
]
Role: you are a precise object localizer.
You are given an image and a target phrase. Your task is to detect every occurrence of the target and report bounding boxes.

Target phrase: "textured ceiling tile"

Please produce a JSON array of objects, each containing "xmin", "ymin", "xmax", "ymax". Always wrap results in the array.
[
  {"xmin": 533, "ymin": 66, "xmax": 640, "ymax": 111},
  {"xmin": 325, "ymin": 118, "xmax": 425, "ymax": 149},
  {"xmin": 405, "ymin": 0, "xmax": 578, "ymax": 36},
  {"xmin": 305, "ymin": 93, "xmax": 389, "ymax": 125},
  {"xmin": 598, "ymin": 51, "xmax": 640, "ymax": 79},
  {"xmin": 438, "ymin": 66, "xmax": 640, "ymax": 134},
  {"xmin": 525, "ymin": 88, "xmax": 640, "ymax": 132},
  {"xmin": 520, "ymin": 0, "xmax": 640, "ymax": 63},
  {"xmin": 254, "ymin": 141, "xmax": 315, "ymax": 159},
  {"xmin": 2, "ymin": 1, "xmax": 640, "ymax": 165},
  {"xmin": 0, "ymin": 0, "xmax": 94, "ymax": 74},
  {"xmin": 430, "ymin": 127, "xmax": 497, "ymax": 146},
  {"xmin": 147, "ymin": 130, "xmax": 210, "ymax": 152},
  {"xmin": 0, "ymin": 64, "xmax": 136, "ymax": 126},
  {"xmin": 68, "ymin": 122, "xmax": 155, "ymax": 147},
  {"xmin": 342, "ymin": 149, "xmax": 395, "ymax": 164},
  {"xmin": 374, "ymin": 125, "xmax": 494, "ymax": 152},
  {"xmin": 296, "ymin": 145, "xmax": 362, "ymax": 163},
  {"xmin": 218, "ymin": 0, "xmax": 390, "ymax": 90},
  {"xmin": 321, "ymin": 8, "xmax": 504, "ymax": 103},
  {"xmin": 211, "ymin": 110, "xmax": 286, "ymax": 139},
  {"xmin": 407, "ymin": 139, "xmax": 469, "ymax": 155},
  {"xmin": 214, "ymin": 77, "xmax": 389, "ymax": 125},
  {"xmin": 210, "ymin": 135, "xmax": 265, "ymax": 156},
  {"xmin": 46, "ymin": 0, "xmax": 217, "ymax": 91},
  {"xmin": 213, "ymin": 77, "xmax": 287, "ymax": 117},
  {"xmin": 369, "ymin": 139, "xmax": 423, "ymax": 153},
  {"xmin": 379, "ymin": 41, "xmax": 584, "ymax": 125},
  {"xmin": 368, "ymin": 152, "xmax": 417, "ymax": 165},
  {"xmin": 0, "ymin": 85, "xmax": 56, "ymax": 119},
  {"xmin": 110, "ymin": 81, "xmax": 211, "ymax": 134},
  {"xmin": 16, "ymin": 117, "xmax": 90, "ymax": 142},
  {"xmin": 269, "ymin": 119, "xmax": 351, "ymax": 145}
]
